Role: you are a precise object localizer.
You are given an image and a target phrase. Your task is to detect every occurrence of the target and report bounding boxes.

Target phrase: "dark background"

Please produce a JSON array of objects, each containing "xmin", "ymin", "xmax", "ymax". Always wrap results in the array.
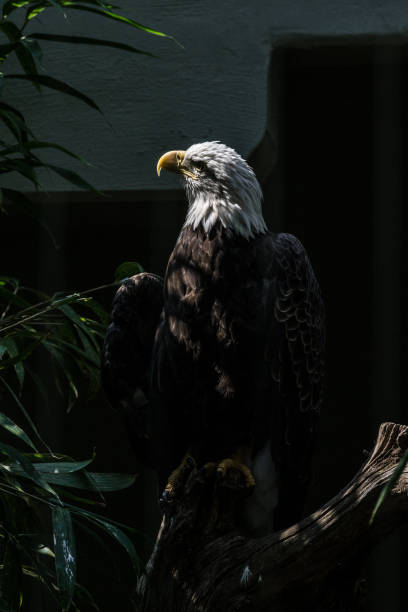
[{"xmin": 2, "ymin": 45, "xmax": 407, "ymax": 610}]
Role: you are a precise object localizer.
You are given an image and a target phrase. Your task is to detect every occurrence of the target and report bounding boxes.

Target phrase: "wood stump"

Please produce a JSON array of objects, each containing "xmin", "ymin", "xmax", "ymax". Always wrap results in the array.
[{"xmin": 136, "ymin": 422, "xmax": 408, "ymax": 611}]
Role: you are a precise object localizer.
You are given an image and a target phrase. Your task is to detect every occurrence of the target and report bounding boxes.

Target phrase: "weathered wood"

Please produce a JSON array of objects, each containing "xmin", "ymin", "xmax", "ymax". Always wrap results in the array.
[{"xmin": 136, "ymin": 422, "xmax": 408, "ymax": 611}]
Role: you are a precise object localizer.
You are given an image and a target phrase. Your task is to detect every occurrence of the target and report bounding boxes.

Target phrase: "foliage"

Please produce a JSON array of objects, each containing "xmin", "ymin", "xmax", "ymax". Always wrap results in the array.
[
  {"xmin": 0, "ymin": 0, "xmax": 172, "ymax": 211},
  {"xmin": 0, "ymin": 277, "xmax": 144, "ymax": 609},
  {"xmin": 0, "ymin": 1, "xmax": 170, "ymax": 608}
]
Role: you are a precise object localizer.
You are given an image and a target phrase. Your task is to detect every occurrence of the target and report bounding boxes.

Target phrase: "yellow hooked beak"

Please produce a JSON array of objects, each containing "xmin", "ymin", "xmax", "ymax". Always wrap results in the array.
[{"xmin": 156, "ymin": 150, "xmax": 198, "ymax": 180}]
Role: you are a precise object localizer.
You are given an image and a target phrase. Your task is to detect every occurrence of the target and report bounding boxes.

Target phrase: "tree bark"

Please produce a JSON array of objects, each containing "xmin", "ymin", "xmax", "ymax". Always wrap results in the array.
[{"xmin": 136, "ymin": 422, "xmax": 408, "ymax": 611}]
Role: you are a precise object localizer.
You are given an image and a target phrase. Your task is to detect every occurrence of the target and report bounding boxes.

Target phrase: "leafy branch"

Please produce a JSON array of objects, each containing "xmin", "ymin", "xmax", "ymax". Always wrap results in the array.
[{"xmin": 0, "ymin": 0, "xmax": 176, "ymax": 217}]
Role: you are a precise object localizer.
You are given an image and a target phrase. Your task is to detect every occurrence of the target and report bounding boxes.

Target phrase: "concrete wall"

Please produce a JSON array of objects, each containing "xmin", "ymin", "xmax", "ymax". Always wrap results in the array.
[{"xmin": 3, "ymin": 0, "xmax": 408, "ymax": 192}]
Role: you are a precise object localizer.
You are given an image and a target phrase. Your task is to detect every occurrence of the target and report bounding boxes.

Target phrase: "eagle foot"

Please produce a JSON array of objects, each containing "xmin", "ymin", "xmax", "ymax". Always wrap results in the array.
[
  {"xmin": 216, "ymin": 458, "xmax": 255, "ymax": 492},
  {"xmin": 194, "ymin": 458, "xmax": 255, "ymax": 534},
  {"xmin": 160, "ymin": 455, "xmax": 196, "ymax": 512}
]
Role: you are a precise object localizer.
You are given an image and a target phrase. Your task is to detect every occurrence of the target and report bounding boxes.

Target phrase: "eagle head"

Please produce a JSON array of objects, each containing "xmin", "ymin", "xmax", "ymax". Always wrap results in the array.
[{"xmin": 157, "ymin": 141, "xmax": 266, "ymax": 239}]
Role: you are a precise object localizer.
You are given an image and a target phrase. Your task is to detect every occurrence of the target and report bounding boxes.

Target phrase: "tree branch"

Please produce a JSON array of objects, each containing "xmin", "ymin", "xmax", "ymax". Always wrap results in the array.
[{"xmin": 137, "ymin": 422, "xmax": 408, "ymax": 611}]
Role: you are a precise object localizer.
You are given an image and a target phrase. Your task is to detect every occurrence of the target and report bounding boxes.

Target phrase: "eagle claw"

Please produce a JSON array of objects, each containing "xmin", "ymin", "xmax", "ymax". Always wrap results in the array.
[
  {"xmin": 216, "ymin": 458, "xmax": 255, "ymax": 492},
  {"xmin": 159, "ymin": 488, "xmax": 176, "ymax": 513},
  {"xmin": 161, "ymin": 454, "xmax": 197, "ymax": 513}
]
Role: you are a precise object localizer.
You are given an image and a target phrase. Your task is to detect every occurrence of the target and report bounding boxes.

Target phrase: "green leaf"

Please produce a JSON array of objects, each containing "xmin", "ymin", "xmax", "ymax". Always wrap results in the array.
[
  {"xmin": 0, "ymin": 336, "xmax": 24, "ymax": 387},
  {"xmin": 4, "ymin": 74, "xmax": 102, "ymax": 113},
  {"xmin": 68, "ymin": 505, "xmax": 140, "ymax": 572},
  {"xmin": 114, "ymin": 261, "xmax": 144, "ymax": 282},
  {"xmin": 0, "ymin": 441, "xmax": 59, "ymax": 500},
  {"xmin": 52, "ymin": 506, "xmax": 76, "ymax": 612},
  {"xmin": 0, "ymin": 375, "xmax": 52, "ymax": 453},
  {"xmin": 0, "ymin": 102, "xmax": 34, "ymax": 142},
  {"xmin": 25, "ymin": 365, "xmax": 48, "ymax": 407},
  {"xmin": 0, "ymin": 158, "xmax": 40, "ymax": 187},
  {"xmin": 0, "ymin": 276, "xmax": 19, "ymax": 288},
  {"xmin": 8, "ymin": 457, "xmax": 94, "ymax": 475},
  {"xmin": 41, "ymin": 340, "xmax": 79, "ymax": 410},
  {"xmin": 42, "ymin": 471, "xmax": 135, "ymax": 492},
  {"xmin": 3, "ymin": 1, "xmax": 31, "ymax": 19},
  {"xmin": 0, "ymin": 41, "xmax": 17, "ymax": 62},
  {"xmin": 29, "ymin": 33, "xmax": 156, "ymax": 57},
  {"xmin": 41, "ymin": 163, "xmax": 100, "ymax": 192},
  {"xmin": 25, "ymin": 3, "xmax": 47, "ymax": 21},
  {"xmin": 59, "ymin": 3, "xmax": 176, "ymax": 41},
  {"xmin": 25, "ymin": 0, "xmax": 67, "ymax": 22},
  {"xmin": 0, "ymin": 21, "xmax": 21, "ymax": 41},
  {"xmin": 43, "ymin": 333, "xmax": 98, "ymax": 368},
  {"xmin": 14, "ymin": 41, "xmax": 40, "ymax": 90},
  {"xmin": 79, "ymin": 297, "xmax": 108, "ymax": 325},
  {"xmin": 84, "ymin": 472, "xmax": 135, "ymax": 491},
  {"xmin": 37, "ymin": 471, "xmax": 99, "ymax": 491},
  {"xmin": 370, "ymin": 448, "xmax": 408, "ymax": 525},
  {"xmin": 22, "ymin": 37, "xmax": 43, "ymax": 62},
  {"xmin": 58, "ymin": 303, "xmax": 100, "ymax": 361},
  {"xmin": 0, "ymin": 284, "xmax": 30, "ymax": 309},
  {"xmin": 0, "ymin": 140, "xmax": 91, "ymax": 165},
  {"xmin": 0, "ymin": 411, "xmax": 38, "ymax": 451}
]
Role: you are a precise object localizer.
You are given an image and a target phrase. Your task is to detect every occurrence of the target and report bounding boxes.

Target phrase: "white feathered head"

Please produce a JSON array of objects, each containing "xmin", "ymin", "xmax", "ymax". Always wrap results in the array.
[{"xmin": 157, "ymin": 141, "xmax": 266, "ymax": 239}]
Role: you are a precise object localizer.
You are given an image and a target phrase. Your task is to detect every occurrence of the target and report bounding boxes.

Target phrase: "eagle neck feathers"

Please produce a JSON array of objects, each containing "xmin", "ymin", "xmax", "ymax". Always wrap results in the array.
[{"xmin": 183, "ymin": 171, "xmax": 267, "ymax": 240}]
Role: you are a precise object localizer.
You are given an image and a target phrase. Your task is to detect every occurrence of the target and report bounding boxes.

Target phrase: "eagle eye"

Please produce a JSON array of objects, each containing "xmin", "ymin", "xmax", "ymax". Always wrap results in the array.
[{"xmin": 194, "ymin": 160, "xmax": 206, "ymax": 171}]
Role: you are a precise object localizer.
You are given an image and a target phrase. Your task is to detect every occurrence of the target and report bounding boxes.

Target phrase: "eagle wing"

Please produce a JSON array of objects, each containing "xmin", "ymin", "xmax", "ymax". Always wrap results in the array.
[
  {"xmin": 101, "ymin": 272, "xmax": 163, "ymax": 466},
  {"xmin": 265, "ymin": 232, "xmax": 325, "ymax": 528}
]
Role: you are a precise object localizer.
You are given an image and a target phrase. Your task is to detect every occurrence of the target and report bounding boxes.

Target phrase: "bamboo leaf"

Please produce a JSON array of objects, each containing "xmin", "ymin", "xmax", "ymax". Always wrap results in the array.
[
  {"xmin": 0, "ymin": 21, "xmax": 21, "ymax": 41},
  {"xmin": 0, "ymin": 102, "xmax": 34, "ymax": 142},
  {"xmin": 0, "ymin": 442, "xmax": 59, "ymax": 500},
  {"xmin": 79, "ymin": 298, "xmax": 108, "ymax": 325},
  {"xmin": 0, "ymin": 41, "xmax": 17, "ymax": 61},
  {"xmin": 4, "ymin": 74, "xmax": 102, "ymax": 113},
  {"xmin": 3, "ymin": 1, "xmax": 31, "ymax": 19},
  {"xmin": 26, "ymin": 366, "xmax": 48, "ymax": 406},
  {"xmin": 0, "ymin": 336, "xmax": 24, "ymax": 386},
  {"xmin": 58, "ymin": 303, "xmax": 101, "ymax": 362},
  {"xmin": 38, "ymin": 471, "xmax": 135, "ymax": 491},
  {"xmin": 68, "ymin": 505, "xmax": 140, "ymax": 572},
  {"xmin": 52, "ymin": 506, "xmax": 76, "ymax": 612},
  {"xmin": 29, "ymin": 33, "xmax": 156, "ymax": 57},
  {"xmin": 14, "ymin": 41, "xmax": 40, "ymax": 90},
  {"xmin": 0, "ymin": 140, "xmax": 92, "ymax": 165},
  {"xmin": 35, "ymin": 471, "xmax": 99, "ymax": 491},
  {"xmin": 6, "ymin": 458, "xmax": 94, "ymax": 475},
  {"xmin": 0, "ymin": 285, "xmax": 30, "ymax": 309},
  {"xmin": 0, "ymin": 411, "xmax": 38, "ymax": 451},
  {"xmin": 41, "ymin": 163, "xmax": 101, "ymax": 192},
  {"xmin": 25, "ymin": 4, "xmax": 47, "ymax": 21},
  {"xmin": 0, "ymin": 158, "xmax": 40, "ymax": 187},
  {"xmin": 41, "ymin": 340, "xmax": 79, "ymax": 409},
  {"xmin": 84, "ymin": 472, "xmax": 135, "ymax": 491},
  {"xmin": 0, "ymin": 344, "xmax": 39, "ymax": 377},
  {"xmin": 0, "ymin": 276, "xmax": 19, "ymax": 288},
  {"xmin": 25, "ymin": 0, "xmax": 67, "ymax": 21},
  {"xmin": 59, "ymin": 3, "xmax": 175, "ymax": 42},
  {"xmin": 22, "ymin": 37, "xmax": 43, "ymax": 62},
  {"xmin": 0, "ymin": 375, "xmax": 52, "ymax": 452}
]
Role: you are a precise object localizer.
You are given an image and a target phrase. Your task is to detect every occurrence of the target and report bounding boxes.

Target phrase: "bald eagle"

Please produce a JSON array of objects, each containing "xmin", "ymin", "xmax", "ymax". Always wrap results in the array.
[{"xmin": 102, "ymin": 142, "xmax": 325, "ymax": 533}]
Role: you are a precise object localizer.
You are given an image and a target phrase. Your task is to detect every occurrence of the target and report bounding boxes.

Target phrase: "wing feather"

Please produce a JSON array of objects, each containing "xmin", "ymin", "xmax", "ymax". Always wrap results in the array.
[
  {"xmin": 265, "ymin": 233, "xmax": 325, "ymax": 528},
  {"xmin": 102, "ymin": 272, "xmax": 163, "ymax": 464}
]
